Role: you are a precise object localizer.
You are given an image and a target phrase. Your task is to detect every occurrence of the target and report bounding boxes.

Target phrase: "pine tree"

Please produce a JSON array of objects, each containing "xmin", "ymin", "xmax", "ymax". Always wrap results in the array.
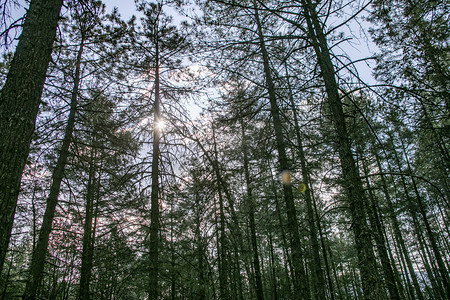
[{"xmin": 0, "ymin": 0, "xmax": 63, "ymax": 271}]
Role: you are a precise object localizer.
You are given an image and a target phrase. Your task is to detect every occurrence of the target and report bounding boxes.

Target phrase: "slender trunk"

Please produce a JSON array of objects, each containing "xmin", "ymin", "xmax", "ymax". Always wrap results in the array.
[
  {"xmin": 308, "ymin": 182, "xmax": 336, "ymax": 300},
  {"xmin": 23, "ymin": 38, "xmax": 84, "ymax": 300},
  {"xmin": 212, "ymin": 126, "xmax": 229, "ymax": 300},
  {"xmin": 373, "ymin": 149, "xmax": 424, "ymax": 300},
  {"xmin": 0, "ymin": 0, "xmax": 63, "ymax": 270},
  {"xmin": 268, "ymin": 164, "xmax": 294, "ymax": 299},
  {"xmin": 217, "ymin": 190, "xmax": 228, "ymax": 300},
  {"xmin": 359, "ymin": 152, "xmax": 401, "ymax": 300},
  {"xmin": 78, "ymin": 145, "xmax": 98, "ymax": 300},
  {"xmin": 328, "ymin": 245, "xmax": 345, "ymax": 300},
  {"xmin": 285, "ymin": 61, "xmax": 326, "ymax": 300},
  {"xmin": 399, "ymin": 138, "xmax": 449, "ymax": 297},
  {"xmin": 389, "ymin": 138, "xmax": 444, "ymax": 298},
  {"xmin": 241, "ymin": 121, "xmax": 265, "ymax": 300},
  {"xmin": 1, "ymin": 249, "xmax": 14, "ymax": 300},
  {"xmin": 170, "ymin": 212, "xmax": 176, "ymax": 300},
  {"xmin": 298, "ymin": 0, "xmax": 382, "ymax": 298},
  {"xmin": 148, "ymin": 27, "xmax": 161, "ymax": 300},
  {"xmin": 268, "ymin": 230, "xmax": 279, "ymax": 300},
  {"xmin": 194, "ymin": 175, "xmax": 207, "ymax": 300},
  {"xmin": 253, "ymin": 3, "xmax": 309, "ymax": 298}
]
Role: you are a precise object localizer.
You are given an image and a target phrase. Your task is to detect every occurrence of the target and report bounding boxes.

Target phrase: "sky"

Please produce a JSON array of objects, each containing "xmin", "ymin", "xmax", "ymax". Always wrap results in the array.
[
  {"xmin": 1, "ymin": 0, "xmax": 376, "ymax": 87},
  {"xmin": 103, "ymin": 0, "xmax": 137, "ymax": 20},
  {"xmin": 101, "ymin": 0, "xmax": 377, "ymax": 86}
]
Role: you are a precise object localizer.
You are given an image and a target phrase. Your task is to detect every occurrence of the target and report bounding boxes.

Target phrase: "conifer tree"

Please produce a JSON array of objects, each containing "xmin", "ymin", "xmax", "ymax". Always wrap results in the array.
[{"xmin": 0, "ymin": 0, "xmax": 63, "ymax": 271}]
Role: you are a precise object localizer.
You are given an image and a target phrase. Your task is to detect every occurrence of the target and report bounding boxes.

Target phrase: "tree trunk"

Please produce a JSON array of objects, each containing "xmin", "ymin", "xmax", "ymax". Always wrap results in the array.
[
  {"xmin": 297, "ymin": 0, "xmax": 383, "ymax": 298},
  {"xmin": 23, "ymin": 37, "xmax": 84, "ymax": 300},
  {"xmin": 373, "ymin": 149, "xmax": 424, "ymax": 300},
  {"xmin": 0, "ymin": 0, "xmax": 63, "ymax": 271},
  {"xmin": 78, "ymin": 145, "xmax": 99, "ymax": 300},
  {"xmin": 358, "ymin": 151, "xmax": 401, "ymax": 300},
  {"xmin": 241, "ymin": 121, "xmax": 265, "ymax": 300},
  {"xmin": 253, "ymin": 2, "xmax": 309, "ymax": 298},
  {"xmin": 193, "ymin": 172, "xmax": 207, "ymax": 300},
  {"xmin": 284, "ymin": 61, "xmax": 326, "ymax": 300},
  {"xmin": 268, "ymin": 230, "xmax": 279, "ymax": 300},
  {"xmin": 148, "ymin": 36, "xmax": 162, "ymax": 300},
  {"xmin": 211, "ymin": 126, "xmax": 230, "ymax": 300},
  {"xmin": 398, "ymin": 138, "xmax": 449, "ymax": 298}
]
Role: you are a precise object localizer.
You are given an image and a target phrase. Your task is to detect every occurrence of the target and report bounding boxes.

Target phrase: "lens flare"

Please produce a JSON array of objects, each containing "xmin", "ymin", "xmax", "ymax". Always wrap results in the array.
[
  {"xmin": 298, "ymin": 182, "xmax": 306, "ymax": 193},
  {"xmin": 280, "ymin": 170, "xmax": 291, "ymax": 185}
]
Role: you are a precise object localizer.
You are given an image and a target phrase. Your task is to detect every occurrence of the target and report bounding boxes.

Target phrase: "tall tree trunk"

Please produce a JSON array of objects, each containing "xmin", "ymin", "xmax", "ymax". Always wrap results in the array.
[
  {"xmin": 268, "ymin": 230, "xmax": 279, "ymax": 300},
  {"xmin": 268, "ymin": 161, "xmax": 295, "ymax": 299},
  {"xmin": 23, "ymin": 37, "xmax": 84, "ymax": 300},
  {"xmin": 148, "ymin": 34, "xmax": 162, "ymax": 300},
  {"xmin": 284, "ymin": 61, "xmax": 326, "ymax": 300},
  {"xmin": 297, "ymin": 0, "xmax": 383, "ymax": 298},
  {"xmin": 398, "ymin": 138, "xmax": 449, "ymax": 298},
  {"xmin": 241, "ymin": 121, "xmax": 265, "ymax": 300},
  {"xmin": 389, "ymin": 137, "xmax": 445, "ymax": 298},
  {"xmin": 212, "ymin": 126, "xmax": 230, "ymax": 300},
  {"xmin": 78, "ymin": 145, "xmax": 99, "ymax": 300},
  {"xmin": 358, "ymin": 150, "xmax": 401, "ymax": 300},
  {"xmin": 0, "ymin": 0, "xmax": 63, "ymax": 271},
  {"xmin": 373, "ymin": 149, "xmax": 424, "ymax": 300},
  {"xmin": 253, "ymin": 3, "xmax": 309, "ymax": 298},
  {"xmin": 193, "ymin": 172, "xmax": 207, "ymax": 300}
]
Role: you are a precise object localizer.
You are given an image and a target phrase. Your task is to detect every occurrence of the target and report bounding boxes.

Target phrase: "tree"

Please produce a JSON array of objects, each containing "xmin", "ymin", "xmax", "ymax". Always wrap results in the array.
[
  {"xmin": 132, "ymin": 1, "xmax": 188, "ymax": 298},
  {"xmin": 0, "ymin": 0, "xmax": 63, "ymax": 271},
  {"xmin": 280, "ymin": 0, "xmax": 384, "ymax": 297}
]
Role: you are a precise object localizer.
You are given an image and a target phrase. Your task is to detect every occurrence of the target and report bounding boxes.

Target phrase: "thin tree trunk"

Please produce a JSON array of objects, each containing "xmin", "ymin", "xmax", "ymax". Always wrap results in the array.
[
  {"xmin": 0, "ymin": 0, "xmax": 63, "ymax": 271},
  {"xmin": 1, "ymin": 248, "xmax": 14, "ymax": 300},
  {"xmin": 284, "ymin": 61, "xmax": 326, "ymax": 300},
  {"xmin": 398, "ymin": 138, "xmax": 449, "ymax": 298},
  {"xmin": 253, "ymin": 2, "xmax": 309, "ymax": 298},
  {"xmin": 212, "ymin": 126, "xmax": 230, "ymax": 300},
  {"xmin": 297, "ymin": 0, "xmax": 383, "ymax": 297},
  {"xmin": 23, "ymin": 38, "xmax": 84, "ymax": 300},
  {"xmin": 241, "ymin": 121, "xmax": 265, "ymax": 300},
  {"xmin": 268, "ymin": 230, "xmax": 279, "ymax": 300},
  {"xmin": 148, "ymin": 26, "xmax": 162, "ymax": 300},
  {"xmin": 373, "ymin": 149, "xmax": 424, "ymax": 300},
  {"xmin": 78, "ymin": 145, "xmax": 98, "ymax": 300},
  {"xmin": 193, "ymin": 172, "xmax": 207, "ymax": 300},
  {"xmin": 359, "ymin": 152, "xmax": 401, "ymax": 300},
  {"xmin": 268, "ymin": 164, "xmax": 294, "ymax": 299}
]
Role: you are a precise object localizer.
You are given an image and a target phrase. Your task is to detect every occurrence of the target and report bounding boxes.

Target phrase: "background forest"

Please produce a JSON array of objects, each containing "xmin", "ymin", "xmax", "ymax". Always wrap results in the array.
[{"xmin": 0, "ymin": 0, "xmax": 448, "ymax": 299}]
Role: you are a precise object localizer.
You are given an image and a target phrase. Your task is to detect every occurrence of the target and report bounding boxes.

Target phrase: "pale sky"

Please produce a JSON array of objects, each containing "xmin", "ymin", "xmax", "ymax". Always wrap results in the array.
[{"xmin": 103, "ymin": 0, "xmax": 138, "ymax": 19}]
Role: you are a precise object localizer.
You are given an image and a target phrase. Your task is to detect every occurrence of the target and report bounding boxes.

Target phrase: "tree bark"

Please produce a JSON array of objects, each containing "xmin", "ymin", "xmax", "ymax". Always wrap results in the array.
[
  {"xmin": 78, "ymin": 143, "xmax": 99, "ymax": 300},
  {"xmin": 23, "ymin": 37, "xmax": 84, "ymax": 300},
  {"xmin": 241, "ymin": 121, "xmax": 265, "ymax": 300},
  {"xmin": 297, "ymin": 0, "xmax": 383, "ymax": 298},
  {"xmin": 373, "ymin": 149, "xmax": 424, "ymax": 300},
  {"xmin": 0, "ymin": 0, "xmax": 63, "ymax": 271},
  {"xmin": 148, "ymin": 32, "xmax": 161, "ymax": 300},
  {"xmin": 253, "ymin": 2, "xmax": 309, "ymax": 298},
  {"xmin": 284, "ymin": 61, "xmax": 327, "ymax": 300}
]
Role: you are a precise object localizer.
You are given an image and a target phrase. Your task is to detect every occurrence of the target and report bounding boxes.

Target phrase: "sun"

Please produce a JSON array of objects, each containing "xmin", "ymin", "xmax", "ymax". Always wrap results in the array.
[{"xmin": 155, "ymin": 119, "xmax": 166, "ymax": 131}]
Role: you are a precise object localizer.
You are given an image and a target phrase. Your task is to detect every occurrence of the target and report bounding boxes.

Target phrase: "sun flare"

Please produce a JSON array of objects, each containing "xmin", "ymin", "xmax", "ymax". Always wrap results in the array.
[{"xmin": 155, "ymin": 120, "xmax": 166, "ymax": 131}]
